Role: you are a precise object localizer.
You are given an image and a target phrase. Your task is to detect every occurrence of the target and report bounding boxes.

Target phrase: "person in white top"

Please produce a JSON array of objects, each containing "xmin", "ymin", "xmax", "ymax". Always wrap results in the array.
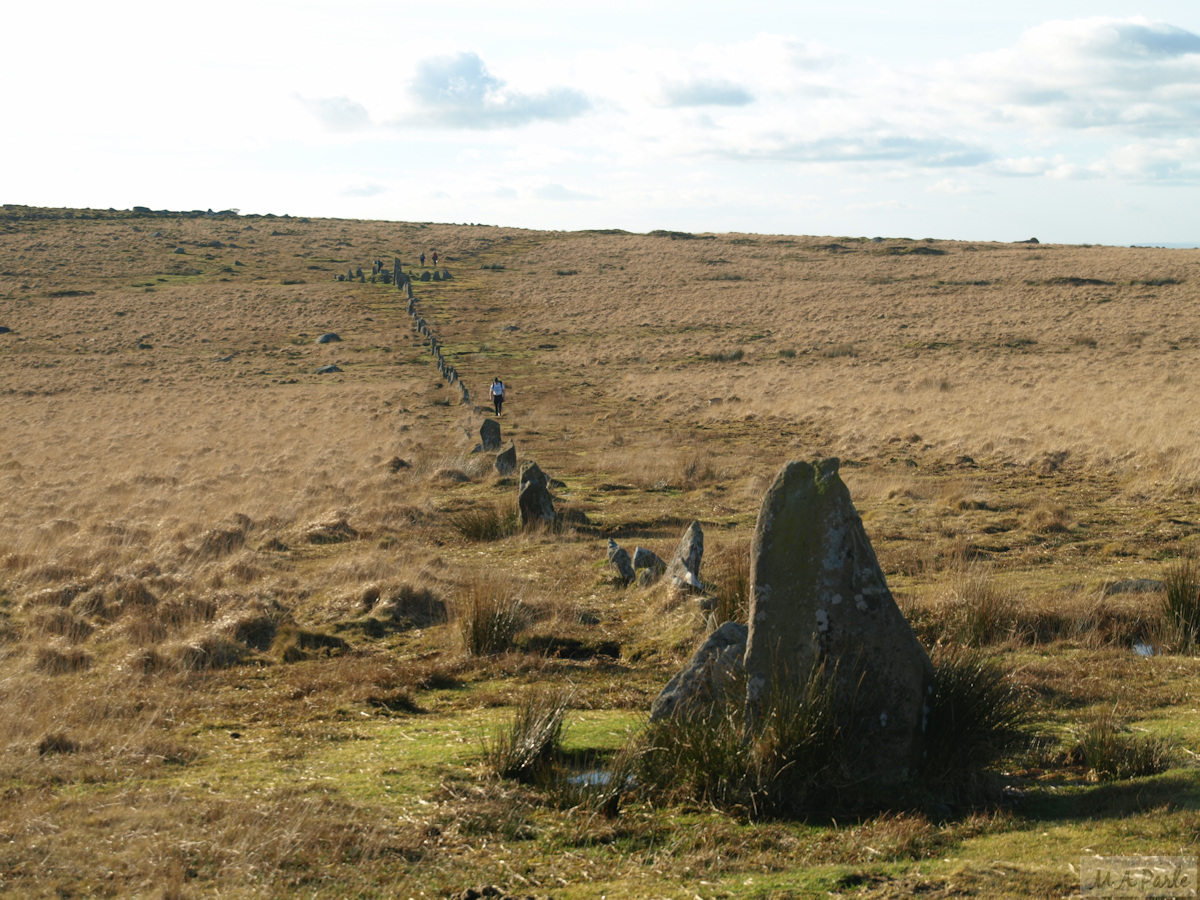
[{"xmin": 490, "ymin": 377, "xmax": 506, "ymax": 416}]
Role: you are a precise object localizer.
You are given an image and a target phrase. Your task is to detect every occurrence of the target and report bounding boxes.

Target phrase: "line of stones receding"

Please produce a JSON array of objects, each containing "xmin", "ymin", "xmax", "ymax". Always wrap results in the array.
[{"xmin": 401, "ymin": 265, "xmax": 470, "ymax": 406}]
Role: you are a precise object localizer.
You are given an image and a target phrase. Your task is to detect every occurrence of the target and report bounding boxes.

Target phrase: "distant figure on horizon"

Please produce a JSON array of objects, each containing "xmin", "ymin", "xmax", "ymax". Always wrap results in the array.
[{"xmin": 490, "ymin": 377, "xmax": 506, "ymax": 416}]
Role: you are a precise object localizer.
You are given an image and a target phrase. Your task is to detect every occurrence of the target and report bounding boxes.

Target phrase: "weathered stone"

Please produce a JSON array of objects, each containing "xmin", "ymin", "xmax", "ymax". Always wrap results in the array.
[
  {"xmin": 442, "ymin": 269, "xmax": 452, "ymax": 279},
  {"xmin": 1103, "ymin": 578, "xmax": 1165, "ymax": 595},
  {"xmin": 494, "ymin": 442, "xmax": 517, "ymax": 475},
  {"xmin": 650, "ymin": 622, "xmax": 748, "ymax": 722},
  {"xmin": 420, "ymin": 271, "xmax": 431, "ymax": 282},
  {"xmin": 480, "ymin": 418, "xmax": 501, "ymax": 451},
  {"xmin": 607, "ymin": 539, "xmax": 636, "ymax": 584},
  {"xmin": 519, "ymin": 478, "xmax": 558, "ymax": 526},
  {"xmin": 633, "ymin": 546, "xmax": 666, "ymax": 574},
  {"xmin": 519, "ymin": 462, "xmax": 549, "ymax": 493},
  {"xmin": 316, "ymin": 332, "xmax": 340, "ymax": 344},
  {"xmin": 667, "ymin": 521, "xmax": 704, "ymax": 590},
  {"xmin": 744, "ymin": 458, "xmax": 934, "ymax": 781},
  {"xmin": 0, "ymin": 326, "xmax": 11, "ymax": 334},
  {"xmin": 314, "ymin": 364, "xmax": 342, "ymax": 374},
  {"xmin": 432, "ymin": 270, "xmax": 442, "ymax": 281}
]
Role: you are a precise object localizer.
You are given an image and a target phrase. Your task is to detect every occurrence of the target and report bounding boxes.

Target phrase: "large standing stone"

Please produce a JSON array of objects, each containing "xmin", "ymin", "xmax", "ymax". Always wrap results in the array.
[
  {"xmin": 480, "ymin": 418, "xmax": 501, "ymax": 451},
  {"xmin": 519, "ymin": 477, "xmax": 558, "ymax": 526},
  {"xmin": 667, "ymin": 521, "xmax": 704, "ymax": 591},
  {"xmin": 494, "ymin": 442, "xmax": 517, "ymax": 475},
  {"xmin": 650, "ymin": 622, "xmax": 748, "ymax": 722},
  {"xmin": 607, "ymin": 539, "xmax": 636, "ymax": 584},
  {"xmin": 744, "ymin": 458, "xmax": 934, "ymax": 781}
]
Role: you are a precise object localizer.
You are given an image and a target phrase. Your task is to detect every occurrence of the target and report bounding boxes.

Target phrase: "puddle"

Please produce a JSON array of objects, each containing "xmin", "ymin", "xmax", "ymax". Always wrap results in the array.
[{"xmin": 568, "ymin": 770, "xmax": 612, "ymax": 787}]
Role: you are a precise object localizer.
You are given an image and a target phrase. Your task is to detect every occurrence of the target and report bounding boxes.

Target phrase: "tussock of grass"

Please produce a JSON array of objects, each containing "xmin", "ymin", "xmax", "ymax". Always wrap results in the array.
[
  {"xmin": 484, "ymin": 686, "xmax": 571, "ymax": 783},
  {"xmin": 1162, "ymin": 555, "xmax": 1200, "ymax": 651},
  {"xmin": 450, "ymin": 500, "xmax": 520, "ymax": 541},
  {"xmin": 1068, "ymin": 711, "xmax": 1177, "ymax": 781},
  {"xmin": 456, "ymin": 578, "xmax": 527, "ymax": 656},
  {"xmin": 633, "ymin": 662, "xmax": 852, "ymax": 819},
  {"xmin": 922, "ymin": 646, "xmax": 1030, "ymax": 799},
  {"xmin": 707, "ymin": 543, "xmax": 750, "ymax": 625}
]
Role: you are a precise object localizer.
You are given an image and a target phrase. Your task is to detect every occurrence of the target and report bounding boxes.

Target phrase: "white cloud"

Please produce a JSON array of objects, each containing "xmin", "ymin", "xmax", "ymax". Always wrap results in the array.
[
  {"xmin": 406, "ymin": 52, "xmax": 592, "ymax": 129},
  {"xmin": 294, "ymin": 95, "xmax": 372, "ymax": 132},
  {"xmin": 1093, "ymin": 139, "xmax": 1200, "ymax": 183},
  {"xmin": 534, "ymin": 183, "xmax": 599, "ymax": 201},
  {"xmin": 342, "ymin": 183, "xmax": 387, "ymax": 197},
  {"xmin": 657, "ymin": 78, "xmax": 754, "ymax": 108},
  {"xmin": 940, "ymin": 17, "xmax": 1200, "ymax": 135}
]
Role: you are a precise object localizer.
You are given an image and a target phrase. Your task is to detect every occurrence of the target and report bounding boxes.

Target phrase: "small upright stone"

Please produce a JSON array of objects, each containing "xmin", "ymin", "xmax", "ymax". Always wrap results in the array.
[
  {"xmin": 607, "ymin": 539, "xmax": 636, "ymax": 584},
  {"xmin": 494, "ymin": 442, "xmax": 517, "ymax": 475},
  {"xmin": 650, "ymin": 622, "xmax": 748, "ymax": 722},
  {"xmin": 519, "ymin": 473, "xmax": 558, "ymax": 526},
  {"xmin": 519, "ymin": 462, "xmax": 549, "ymax": 492},
  {"xmin": 316, "ymin": 332, "xmax": 341, "ymax": 344},
  {"xmin": 480, "ymin": 418, "xmax": 502, "ymax": 451},
  {"xmin": 667, "ymin": 521, "xmax": 705, "ymax": 591},
  {"xmin": 633, "ymin": 546, "xmax": 666, "ymax": 574}
]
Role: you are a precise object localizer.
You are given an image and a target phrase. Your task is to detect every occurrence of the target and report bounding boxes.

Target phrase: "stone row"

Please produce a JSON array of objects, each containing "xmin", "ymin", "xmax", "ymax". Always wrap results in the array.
[{"xmin": 403, "ymin": 271, "xmax": 469, "ymax": 406}]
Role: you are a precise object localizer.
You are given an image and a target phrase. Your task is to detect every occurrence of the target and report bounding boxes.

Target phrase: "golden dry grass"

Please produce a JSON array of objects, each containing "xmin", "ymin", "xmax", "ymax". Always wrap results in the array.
[{"xmin": 3, "ymin": 206, "xmax": 1200, "ymax": 897}]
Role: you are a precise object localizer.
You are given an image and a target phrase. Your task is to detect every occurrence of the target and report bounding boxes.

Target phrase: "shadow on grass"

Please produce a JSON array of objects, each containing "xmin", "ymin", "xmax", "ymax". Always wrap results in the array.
[{"xmin": 1019, "ymin": 771, "xmax": 1200, "ymax": 822}]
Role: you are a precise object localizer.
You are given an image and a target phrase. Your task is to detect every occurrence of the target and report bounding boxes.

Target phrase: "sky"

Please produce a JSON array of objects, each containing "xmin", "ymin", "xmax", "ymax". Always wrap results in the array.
[{"xmin": 4, "ymin": 1, "xmax": 1200, "ymax": 245}]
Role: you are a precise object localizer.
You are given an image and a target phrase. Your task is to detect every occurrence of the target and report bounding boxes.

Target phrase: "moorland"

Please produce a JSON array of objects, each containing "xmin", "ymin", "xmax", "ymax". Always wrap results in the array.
[{"xmin": 2, "ymin": 204, "xmax": 1200, "ymax": 898}]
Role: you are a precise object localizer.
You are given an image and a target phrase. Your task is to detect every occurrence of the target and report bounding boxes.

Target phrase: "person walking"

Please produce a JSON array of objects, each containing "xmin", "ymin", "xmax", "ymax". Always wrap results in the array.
[
  {"xmin": 489, "ymin": 377, "xmax": 506, "ymax": 416},
  {"xmin": 419, "ymin": 252, "xmax": 425, "ymax": 266},
  {"xmin": 431, "ymin": 249, "xmax": 438, "ymax": 266}
]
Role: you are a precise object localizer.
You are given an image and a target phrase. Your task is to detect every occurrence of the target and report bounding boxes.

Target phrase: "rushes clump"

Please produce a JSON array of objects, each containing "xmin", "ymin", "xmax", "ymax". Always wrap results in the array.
[
  {"xmin": 450, "ymin": 500, "xmax": 520, "ymax": 542},
  {"xmin": 634, "ymin": 662, "xmax": 850, "ymax": 819},
  {"xmin": 921, "ymin": 646, "xmax": 1030, "ymax": 799},
  {"xmin": 457, "ymin": 578, "xmax": 527, "ymax": 656},
  {"xmin": 707, "ymin": 543, "xmax": 751, "ymax": 625},
  {"xmin": 1069, "ymin": 711, "xmax": 1176, "ymax": 781},
  {"xmin": 485, "ymin": 687, "xmax": 571, "ymax": 783},
  {"xmin": 1162, "ymin": 555, "xmax": 1200, "ymax": 651},
  {"xmin": 947, "ymin": 561, "xmax": 1013, "ymax": 646}
]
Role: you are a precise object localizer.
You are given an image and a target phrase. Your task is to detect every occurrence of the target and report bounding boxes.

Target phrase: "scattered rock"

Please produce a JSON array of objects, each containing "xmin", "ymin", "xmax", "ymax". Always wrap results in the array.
[
  {"xmin": 420, "ymin": 271, "xmax": 431, "ymax": 281},
  {"xmin": 442, "ymin": 269, "xmax": 452, "ymax": 279},
  {"xmin": 667, "ymin": 521, "xmax": 705, "ymax": 591},
  {"xmin": 1103, "ymin": 578, "xmax": 1165, "ymax": 595},
  {"xmin": 316, "ymin": 332, "xmax": 341, "ymax": 344},
  {"xmin": 0, "ymin": 326, "xmax": 10, "ymax": 334},
  {"xmin": 215, "ymin": 355, "xmax": 234, "ymax": 362},
  {"xmin": 480, "ymin": 418, "xmax": 502, "ymax": 451},
  {"xmin": 315, "ymin": 365, "xmax": 342, "ymax": 374},
  {"xmin": 607, "ymin": 539, "xmax": 636, "ymax": 584},
  {"xmin": 171, "ymin": 247, "xmax": 185, "ymax": 254},
  {"xmin": 303, "ymin": 518, "xmax": 358, "ymax": 544},
  {"xmin": 495, "ymin": 442, "xmax": 517, "ymax": 475},
  {"xmin": 386, "ymin": 457, "xmax": 412, "ymax": 473},
  {"xmin": 650, "ymin": 621, "xmax": 748, "ymax": 722},
  {"xmin": 744, "ymin": 458, "xmax": 934, "ymax": 781}
]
